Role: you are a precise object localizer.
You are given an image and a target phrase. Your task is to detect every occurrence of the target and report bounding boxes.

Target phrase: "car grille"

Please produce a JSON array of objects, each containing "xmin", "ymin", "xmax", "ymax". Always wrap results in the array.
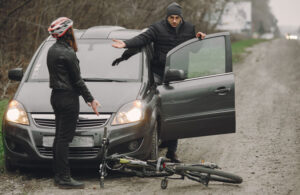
[
  {"xmin": 31, "ymin": 114, "xmax": 111, "ymax": 128},
  {"xmin": 37, "ymin": 146, "xmax": 100, "ymax": 158}
]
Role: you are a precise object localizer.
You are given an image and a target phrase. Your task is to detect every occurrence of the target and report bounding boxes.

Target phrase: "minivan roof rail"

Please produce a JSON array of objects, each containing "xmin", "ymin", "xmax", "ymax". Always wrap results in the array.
[
  {"xmin": 46, "ymin": 26, "xmax": 143, "ymax": 41},
  {"xmin": 108, "ymin": 29, "xmax": 142, "ymax": 40},
  {"xmin": 81, "ymin": 26, "xmax": 125, "ymax": 39}
]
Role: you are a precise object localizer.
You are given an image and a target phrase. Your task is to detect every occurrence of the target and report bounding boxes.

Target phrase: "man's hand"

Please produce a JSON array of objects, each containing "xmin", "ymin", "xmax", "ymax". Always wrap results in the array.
[
  {"xmin": 112, "ymin": 57, "xmax": 124, "ymax": 66},
  {"xmin": 196, "ymin": 32, "xmax": 206, "ymax": 40},
  {"xmin": 87, "ymin": 99, "xmax": 101, "ymax": 116},
  {"xmin": 112, "ymin": 39, "xmax": 126, "ymax": 48}
]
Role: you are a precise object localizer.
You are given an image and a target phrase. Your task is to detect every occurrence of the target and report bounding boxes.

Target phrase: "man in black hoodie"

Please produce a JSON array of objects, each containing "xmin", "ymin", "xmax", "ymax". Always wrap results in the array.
[{"xmin": 112, "ymin": 2, "xmax": 206, "ymax": 163}]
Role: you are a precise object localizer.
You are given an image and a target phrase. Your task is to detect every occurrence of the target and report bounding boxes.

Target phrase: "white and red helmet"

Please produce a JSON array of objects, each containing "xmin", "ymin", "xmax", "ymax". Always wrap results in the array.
[{"xmin": 48, "ymin": 17, "xmax": 73, "ymax": 38}]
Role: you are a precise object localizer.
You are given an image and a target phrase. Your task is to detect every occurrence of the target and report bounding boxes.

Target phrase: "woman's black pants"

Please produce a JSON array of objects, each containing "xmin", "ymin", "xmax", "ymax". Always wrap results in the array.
[{"xmin": 50, "ymin": 90, "xmax": 79, "ymax": 175}]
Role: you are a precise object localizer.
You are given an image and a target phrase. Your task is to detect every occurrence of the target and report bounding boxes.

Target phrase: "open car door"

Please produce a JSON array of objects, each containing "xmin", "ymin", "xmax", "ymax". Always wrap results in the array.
[{"xmin": 158, "ymin": 32, "xmax": 235, "ymax": 141}]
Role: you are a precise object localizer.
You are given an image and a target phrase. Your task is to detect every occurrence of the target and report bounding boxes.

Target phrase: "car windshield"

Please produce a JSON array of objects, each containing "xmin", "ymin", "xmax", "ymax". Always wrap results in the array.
[{"xmin": 28, "ymin": 39, "xmax": 142, "ymax": 82}]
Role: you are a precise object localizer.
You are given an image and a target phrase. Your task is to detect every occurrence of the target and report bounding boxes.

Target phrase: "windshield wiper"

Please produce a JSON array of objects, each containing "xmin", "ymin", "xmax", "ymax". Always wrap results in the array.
[{"xmin": 83, "ymin": 78, "xmax": 127, "ymax": 82}]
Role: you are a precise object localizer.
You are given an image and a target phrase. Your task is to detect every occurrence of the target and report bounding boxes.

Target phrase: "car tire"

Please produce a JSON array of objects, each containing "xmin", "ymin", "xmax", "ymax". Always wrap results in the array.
[
  {"xmin": 4, "ymin": 154, "xmax": 17, "ymax": 172},
  {"xmin": 149, "ymin": 122, "xmax": 158, "ymax": 160}
]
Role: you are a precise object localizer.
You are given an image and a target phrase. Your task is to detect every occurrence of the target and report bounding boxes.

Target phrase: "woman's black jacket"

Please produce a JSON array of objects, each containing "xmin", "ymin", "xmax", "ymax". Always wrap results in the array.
[{"xmin": 47, "ymin": 40, "xmax": 94, "ymax": 103}]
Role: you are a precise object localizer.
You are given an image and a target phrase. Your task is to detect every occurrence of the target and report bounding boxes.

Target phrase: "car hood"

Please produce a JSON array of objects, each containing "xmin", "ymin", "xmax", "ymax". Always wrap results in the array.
[{"xmin": 15, "ymin": 82, "xmax": 142, "ymax": 113}]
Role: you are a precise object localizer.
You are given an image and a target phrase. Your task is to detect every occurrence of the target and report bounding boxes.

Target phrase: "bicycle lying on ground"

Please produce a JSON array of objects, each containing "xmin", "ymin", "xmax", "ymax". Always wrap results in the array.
[{"xmin": 99, "ymin": 127, "xmax": 243, "ymax": 189}]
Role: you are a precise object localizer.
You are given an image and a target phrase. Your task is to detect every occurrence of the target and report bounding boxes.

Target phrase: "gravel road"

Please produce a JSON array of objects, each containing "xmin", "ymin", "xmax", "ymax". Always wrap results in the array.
[{"xmin": 0, "ymin": 38, "xmax": 299, "ymax": 195}]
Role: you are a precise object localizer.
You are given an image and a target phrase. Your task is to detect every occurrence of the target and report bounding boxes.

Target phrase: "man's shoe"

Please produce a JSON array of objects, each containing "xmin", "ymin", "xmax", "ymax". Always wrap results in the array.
[
  {"xmin": 166, "ymin": 151, "xmax": 181, "ymax": 163},
  {"xmin": 54, "ymin": 174, "xmax": 85, "ymax": 189}
]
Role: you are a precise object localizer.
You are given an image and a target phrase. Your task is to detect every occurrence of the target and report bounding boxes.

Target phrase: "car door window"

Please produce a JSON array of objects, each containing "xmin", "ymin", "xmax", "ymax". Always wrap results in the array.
[
  {"xmin": 168, "ymin": 37, "xmax": 226, "ymax": 79},
  {"xmin": 159, "ymin": 34, "xmax": 235, "ymax": 140}
]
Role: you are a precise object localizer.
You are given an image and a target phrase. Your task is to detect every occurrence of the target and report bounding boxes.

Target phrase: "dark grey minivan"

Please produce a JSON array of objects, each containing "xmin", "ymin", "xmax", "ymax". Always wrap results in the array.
[{"xmin": 2, "ymin": 26, "xmax": 235, "ymax": 170}]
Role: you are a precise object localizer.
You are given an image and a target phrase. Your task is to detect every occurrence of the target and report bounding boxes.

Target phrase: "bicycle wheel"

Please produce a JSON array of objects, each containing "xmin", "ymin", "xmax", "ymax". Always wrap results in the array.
[{"xmin": 175, "ymin": 165, "xmax": 243, "ymax": 184}]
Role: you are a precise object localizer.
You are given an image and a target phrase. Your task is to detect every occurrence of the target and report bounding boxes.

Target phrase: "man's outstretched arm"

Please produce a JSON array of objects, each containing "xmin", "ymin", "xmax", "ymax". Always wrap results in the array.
[{"xmin": 112, "ymin": 25, "xmax": 157, "ymax": 49}]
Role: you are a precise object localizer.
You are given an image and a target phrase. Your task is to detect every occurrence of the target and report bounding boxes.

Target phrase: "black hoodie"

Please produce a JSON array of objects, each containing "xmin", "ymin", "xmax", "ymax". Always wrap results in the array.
[{"xmin": 124, "ymin": 17, "xmax": 195, "ymax": 78}]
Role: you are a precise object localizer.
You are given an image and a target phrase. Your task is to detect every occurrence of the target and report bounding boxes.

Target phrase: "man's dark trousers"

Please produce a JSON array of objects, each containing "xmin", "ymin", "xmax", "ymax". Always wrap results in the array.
[
  {"xmin": 51, "ymin": 90, "xmax": 79, "ymax": 175},
  {"xmin": 164, "ymin": 140, "xmax": 178, "ymax": 153}
]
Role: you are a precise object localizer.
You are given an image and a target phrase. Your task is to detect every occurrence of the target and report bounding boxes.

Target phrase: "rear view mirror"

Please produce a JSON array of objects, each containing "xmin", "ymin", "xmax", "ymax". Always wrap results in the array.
[
  {"xmin": 8, "ymin": 68, "xmax": 23, "ymax": 81},
  {"xmin": 164, "ymin": 68, "xmax": 185, "ymax": 83}
]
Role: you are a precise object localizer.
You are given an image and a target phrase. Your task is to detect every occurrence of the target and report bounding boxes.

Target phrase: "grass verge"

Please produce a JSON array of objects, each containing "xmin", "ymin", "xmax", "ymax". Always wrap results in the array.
[
  {"xmin": 0, "ymin": 99, "xmax": 9, "ymax": 170},
  {"xmin": 232, "ymin": 39, "xmax": 267, "ymax": 64}
]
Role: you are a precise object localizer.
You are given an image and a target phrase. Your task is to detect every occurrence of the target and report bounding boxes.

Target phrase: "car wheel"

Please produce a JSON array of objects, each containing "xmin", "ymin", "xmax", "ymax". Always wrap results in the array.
[
  {"xmin": 4, "ymin": 154, "xmax": 17, "ymax": 172},
  {"xmin": 149, "ymin": 122, "xmax": 158, "ymax": 160}
]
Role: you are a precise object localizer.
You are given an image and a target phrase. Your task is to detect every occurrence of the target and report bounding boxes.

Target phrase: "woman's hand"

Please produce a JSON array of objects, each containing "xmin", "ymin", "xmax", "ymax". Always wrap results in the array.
[{"xmin": 88, "ymin": 99, "xmax": 101, "ymax": 116}]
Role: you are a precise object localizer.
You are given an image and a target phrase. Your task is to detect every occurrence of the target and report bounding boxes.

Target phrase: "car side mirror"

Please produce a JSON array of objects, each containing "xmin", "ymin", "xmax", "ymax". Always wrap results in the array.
[
  {"xmin": 164, "ymin": 68, "xmax": 185, "ymax": 83},
  {"xmin": 8, "ymin": 68, "xmax": 23, "ymax": 81}
]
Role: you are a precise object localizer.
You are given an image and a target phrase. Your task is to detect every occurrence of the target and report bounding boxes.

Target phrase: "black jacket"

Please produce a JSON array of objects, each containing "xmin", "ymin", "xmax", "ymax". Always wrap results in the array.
[
  {"xmin": 124, "ymin": 19, "xmax": 195, "ymax": 77},
  {"xmin": 47, "ymin": 40, "xmax": 94, "ymax": 103}
]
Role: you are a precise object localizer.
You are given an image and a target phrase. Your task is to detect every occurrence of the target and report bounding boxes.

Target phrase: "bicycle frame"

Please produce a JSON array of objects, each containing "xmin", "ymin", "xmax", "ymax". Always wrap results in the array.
[
  {"xmin": 98, "ymin": 127, "xmax": 242, "ymax": 189},
  {"xmin": 98, "ymin": 127, "xmax": 207, "ymax": 187},
  {"xmin": 98, "ymin": 127, "xmax": 173, "ymax": 187}
]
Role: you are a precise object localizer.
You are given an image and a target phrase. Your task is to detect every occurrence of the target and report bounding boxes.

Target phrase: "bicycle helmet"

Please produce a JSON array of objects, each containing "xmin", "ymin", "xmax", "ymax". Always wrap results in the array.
[{"xmin": 48, "ymin": 17, "xmax": 73, "ymax": 38}]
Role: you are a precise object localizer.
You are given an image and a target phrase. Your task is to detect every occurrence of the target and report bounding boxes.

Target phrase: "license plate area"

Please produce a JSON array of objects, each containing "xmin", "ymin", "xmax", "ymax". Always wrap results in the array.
[{"xmin": 42, "ymin": 136, "xmax": 94, "ymax": 147}]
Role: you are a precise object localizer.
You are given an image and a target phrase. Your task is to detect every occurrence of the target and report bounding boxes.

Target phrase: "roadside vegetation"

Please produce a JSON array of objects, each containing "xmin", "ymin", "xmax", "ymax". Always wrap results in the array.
[
  {"xmin": 0, "ymin": 99, "xmax": 9, "ymax": 170},
  {"xmin": 232, "ymin": 39, "xmax": 267, "ymax": 64}
]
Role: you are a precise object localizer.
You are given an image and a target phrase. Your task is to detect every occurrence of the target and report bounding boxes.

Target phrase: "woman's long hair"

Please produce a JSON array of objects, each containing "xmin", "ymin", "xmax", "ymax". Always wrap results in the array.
[{"xmin": 59, "ymin": 27, "xmax": 78, "ymax": 52}]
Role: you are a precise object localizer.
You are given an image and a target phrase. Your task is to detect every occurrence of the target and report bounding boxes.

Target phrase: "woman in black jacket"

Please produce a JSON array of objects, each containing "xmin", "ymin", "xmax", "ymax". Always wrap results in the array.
[{"xmin": 47, "ymin": 17, "xmax": 100, "ymax": 189}]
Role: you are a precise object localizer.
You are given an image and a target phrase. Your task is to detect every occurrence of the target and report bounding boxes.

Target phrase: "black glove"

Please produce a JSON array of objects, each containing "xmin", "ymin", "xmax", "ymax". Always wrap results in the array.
[{"xmin": 112, "ymin": 57, "xmax": 124, "ymax": 66}]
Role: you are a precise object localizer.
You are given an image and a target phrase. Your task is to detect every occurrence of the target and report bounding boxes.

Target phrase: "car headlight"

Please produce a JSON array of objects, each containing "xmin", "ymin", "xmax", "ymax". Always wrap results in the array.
[
  {"xmin": 6, "ymin": 100, "xmax": 29, "ymax": 125},
  {"xmin": 112, "ymin": 100, "xmax": 144, "ymax": 125}
]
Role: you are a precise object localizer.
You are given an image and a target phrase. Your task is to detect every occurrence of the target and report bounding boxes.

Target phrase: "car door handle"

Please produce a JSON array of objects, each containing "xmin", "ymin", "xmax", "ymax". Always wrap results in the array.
[{"xmin": 214, "ymin": 87, "xmax": 231, "ymax": 95}]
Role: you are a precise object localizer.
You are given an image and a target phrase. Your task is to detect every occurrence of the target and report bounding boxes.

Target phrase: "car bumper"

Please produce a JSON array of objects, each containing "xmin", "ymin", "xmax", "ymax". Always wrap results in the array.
[{"xmin": 2, "ymin": 114, "xmax": 156, "ymax": 168}]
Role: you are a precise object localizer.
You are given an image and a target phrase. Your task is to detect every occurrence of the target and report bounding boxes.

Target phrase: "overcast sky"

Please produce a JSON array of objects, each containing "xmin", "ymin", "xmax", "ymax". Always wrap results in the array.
[{"xmin": 269, "ymin": 0, "xmax": 300, "ymax": 27}]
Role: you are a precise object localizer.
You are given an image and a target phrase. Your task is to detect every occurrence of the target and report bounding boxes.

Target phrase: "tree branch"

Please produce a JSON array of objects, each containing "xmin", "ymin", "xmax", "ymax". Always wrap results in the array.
[{"xmin": 0, "ymin": 0, "xmax": 32, "ymax": 27}]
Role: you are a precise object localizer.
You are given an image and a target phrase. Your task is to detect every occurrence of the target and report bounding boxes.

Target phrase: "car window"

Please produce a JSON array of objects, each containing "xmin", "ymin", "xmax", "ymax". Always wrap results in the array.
[
  {"xmin": 28, "ymin": 40, "xmax": 142, "ymax": 82},
  {"xmin": 168, "ymin": 37, "xmax": 226, "ymax": 79}
]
